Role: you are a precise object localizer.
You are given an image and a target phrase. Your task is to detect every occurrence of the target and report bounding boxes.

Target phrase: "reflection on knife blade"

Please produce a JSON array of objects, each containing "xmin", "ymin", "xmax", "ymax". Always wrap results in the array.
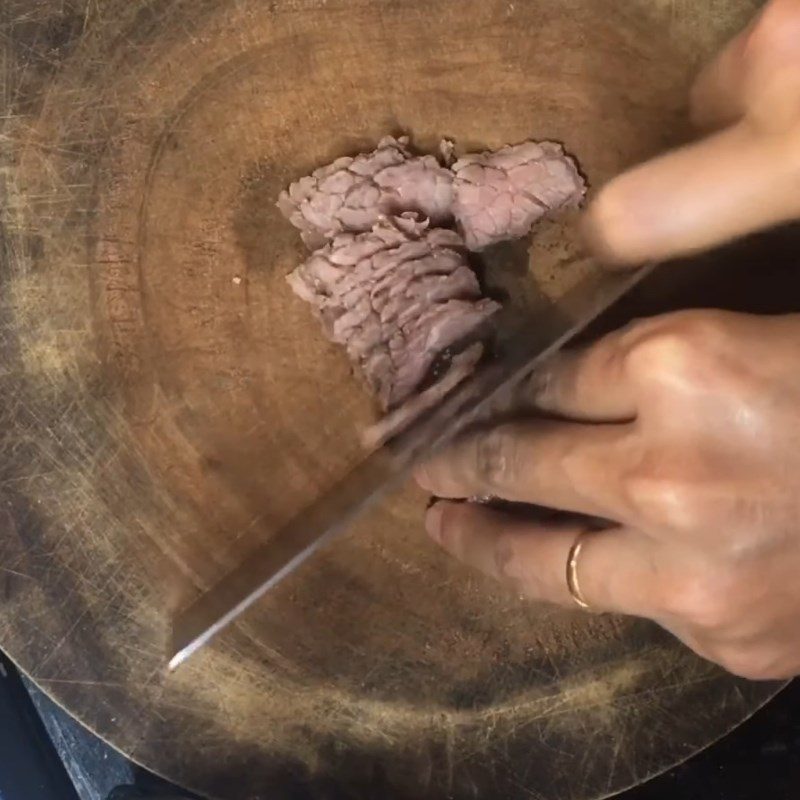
[{"xmin": 168, "ymin": 261, "xmax": 656, "ymax": 669}]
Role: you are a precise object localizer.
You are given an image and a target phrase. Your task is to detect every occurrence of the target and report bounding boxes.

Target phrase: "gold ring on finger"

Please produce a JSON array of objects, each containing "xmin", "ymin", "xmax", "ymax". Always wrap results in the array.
[{"xmin": 566, "ymin": 533, "xmax": 593, "ymax": 611}]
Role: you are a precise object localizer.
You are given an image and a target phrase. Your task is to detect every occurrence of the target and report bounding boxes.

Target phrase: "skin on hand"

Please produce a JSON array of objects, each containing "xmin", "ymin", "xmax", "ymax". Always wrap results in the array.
[
  {"xmin": 417, "ymin": 0, "xmax": 800, "ymax": 680},
  {"xmin": 417, "ymin": 311, "xmax": 800, "ymax": 680},
  {"xmin": 585, "ymin": 0, "xmax": 800, "ymax": 266}
]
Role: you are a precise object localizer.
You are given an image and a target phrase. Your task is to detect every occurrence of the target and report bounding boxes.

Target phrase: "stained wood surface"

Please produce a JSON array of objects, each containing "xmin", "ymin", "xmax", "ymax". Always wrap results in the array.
[{"xmin": 0, "ymin": 2, "xmax": 783, "ymax": 799}]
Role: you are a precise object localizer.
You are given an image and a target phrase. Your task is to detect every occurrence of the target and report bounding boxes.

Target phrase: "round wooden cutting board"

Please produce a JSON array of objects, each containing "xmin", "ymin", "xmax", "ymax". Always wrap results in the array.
[{"xmin": 0, "ymin": 2, "xmax": 782, "ymax": 799}]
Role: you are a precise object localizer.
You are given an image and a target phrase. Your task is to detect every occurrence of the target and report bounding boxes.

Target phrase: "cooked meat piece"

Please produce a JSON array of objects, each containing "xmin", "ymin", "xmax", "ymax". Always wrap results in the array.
[
  {"xmin": 452, "ymin": 140, "xmax": 587, "ymax": 251},
  {"xmin": 278, "ymin": 136, "xmax": 454, "ymax": 249},
  {"xmin": 282, "ymin": 135, "xmax": 588, "ymax": 440},
  {"xmin": 361, "ymin": 343, "xmax": 485, "ymax": 448},
  {"xmin": 362, "ymin": 296, "xmax": 497, "ymax": 408},
  {"xmin": 286, "ymin": 214, "xmax": 500, "ymax": 410}
]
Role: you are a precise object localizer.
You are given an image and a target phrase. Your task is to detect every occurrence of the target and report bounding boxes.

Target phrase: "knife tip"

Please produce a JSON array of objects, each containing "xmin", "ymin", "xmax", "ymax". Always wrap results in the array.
[{"xmin": 167, "ymin": 630, "xmax": 202, "ymax": 671}]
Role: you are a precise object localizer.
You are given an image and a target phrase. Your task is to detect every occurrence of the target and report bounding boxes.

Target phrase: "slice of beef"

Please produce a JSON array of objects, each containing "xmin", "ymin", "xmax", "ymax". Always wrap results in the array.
[
  {"xmin": 452, "ymin": 140, "xmax": 587, "ymax": 251},
  {"xmin": 367, "ymin": 296, "xmax": 496, "ymax": 409},
  {"xmin": 282, "ymin": 135, "xmax": 588, "ymax": 441},
  {"xmin": 278, "ymin": 136, "xmax": 454, "ymax": 249},
  {"xmin": 360, "ymin": 343, "xmax": 485, "ymax": 448},
  {"xmin": 286, "ymin": 215, "xmax": 500, "ymax": 411}
]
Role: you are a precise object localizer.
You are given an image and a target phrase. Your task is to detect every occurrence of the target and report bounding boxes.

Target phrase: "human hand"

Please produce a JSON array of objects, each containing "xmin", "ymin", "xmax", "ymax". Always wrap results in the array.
[
  {"xmin": 415, "ymin": 1, "xmax": 800, "ymax": 680},
  {"xmin": 416, "ymin": 311, "xmax": 800, "ymax": 680},
  {"xmin": 586, "ymin": 0, "xmax": 800, "ymax": 265}
]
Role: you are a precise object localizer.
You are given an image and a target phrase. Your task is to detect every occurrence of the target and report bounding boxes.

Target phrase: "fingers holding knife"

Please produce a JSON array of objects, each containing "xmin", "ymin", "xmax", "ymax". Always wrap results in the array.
[
  {"xmin": 415, "ymin": 0, "xmax": 800, "ymax": 682},
  {"xmin": 414, "ymin": 320, "xmax": 655, "ymax": 523},
  {"xmin": 524, "ymin": 327, "xmax": 637, "ymax": 422},
  {"xmin": 414, "ymin": 318, "xmax": 699, "ymax": 623},
  {"xmin": 415, "ymin": 420, "xmax": 638, "ymax": 522},
  {"xmin": 423, "ymin": 501, "xmax": 663, "ymax": 619}
]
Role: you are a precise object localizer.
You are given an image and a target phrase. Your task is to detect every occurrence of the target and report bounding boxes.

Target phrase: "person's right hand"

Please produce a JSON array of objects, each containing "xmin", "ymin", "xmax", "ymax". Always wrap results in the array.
[
  {"xmin": 414, "ymin": 0, "xmax": 800, "ymax": 682},
  {"xmin": 586, "ymin": 0, "xmax": 800, "ymax": 265}
]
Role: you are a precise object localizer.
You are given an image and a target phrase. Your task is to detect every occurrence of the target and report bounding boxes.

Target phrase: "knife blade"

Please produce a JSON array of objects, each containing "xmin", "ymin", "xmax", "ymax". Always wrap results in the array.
[{"xmin": 168, "ymin": 260, "xmax": 656, "ymax": 669}]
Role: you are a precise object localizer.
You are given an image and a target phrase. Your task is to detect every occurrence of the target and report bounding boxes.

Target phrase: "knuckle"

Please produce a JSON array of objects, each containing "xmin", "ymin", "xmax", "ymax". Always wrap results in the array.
[
  {"xmin": 473, "ymin": 427, "xmax": 518, "ymax": 489},
  {"xmin": 622, "ymin": 312, "xmax": 728, "ymax": 383},
  {"xmin": 493, "ymin": 533, "xmax": 519, "ymax": 580},
  {"xmin": 493, "ymin": 533, "xmax": 533, "ymax": 595},
  {"xmin": 493, "ymin": 534, "xmax": 549, "ymax": 600},
  {"xmin": 622, "ymin": 470, "xmax": 703, "ymax": 530}
]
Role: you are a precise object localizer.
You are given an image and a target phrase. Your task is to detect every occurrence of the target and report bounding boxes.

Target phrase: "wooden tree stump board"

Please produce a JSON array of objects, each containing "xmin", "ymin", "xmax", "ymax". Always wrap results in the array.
[{"xmin": 0, "ymin": 2, "xmax": 782, "ymax": 799}]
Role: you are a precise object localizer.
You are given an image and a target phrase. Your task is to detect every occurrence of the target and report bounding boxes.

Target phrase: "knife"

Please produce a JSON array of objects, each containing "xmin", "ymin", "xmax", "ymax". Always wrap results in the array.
[{"xmin": 168, "ymin": 259, "xmax": 656, "ymax": 669}]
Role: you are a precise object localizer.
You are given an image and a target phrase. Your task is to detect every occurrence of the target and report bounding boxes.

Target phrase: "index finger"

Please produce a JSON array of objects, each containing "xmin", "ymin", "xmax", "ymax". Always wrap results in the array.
[{"xmin": 527, "ymin": 328, "xmax": 637, "ymax": 422}]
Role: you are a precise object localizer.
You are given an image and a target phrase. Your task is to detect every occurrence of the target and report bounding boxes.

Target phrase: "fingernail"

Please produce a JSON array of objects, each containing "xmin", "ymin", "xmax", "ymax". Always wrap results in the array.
[
  {"xmin": 425, "ymin": 502, "xmax": 445, "ymax": 544},
  {"xmin": 414, "ymin": 464, "xmax": 432, "ymax": 491}
]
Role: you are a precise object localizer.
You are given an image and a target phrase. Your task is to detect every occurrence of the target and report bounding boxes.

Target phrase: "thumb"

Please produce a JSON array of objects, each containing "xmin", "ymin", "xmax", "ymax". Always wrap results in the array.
[{"xmin": 583, "ymin": 121, "xmax": 800, "ymax": 266}]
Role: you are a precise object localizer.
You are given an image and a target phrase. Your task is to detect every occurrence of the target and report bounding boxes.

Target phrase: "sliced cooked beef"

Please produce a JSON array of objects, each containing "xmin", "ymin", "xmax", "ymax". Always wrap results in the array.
[
  {"xmin": 282, "ymin": 135, "xmax": 588, "ymax": 440},
  {"xmin": 452, "ymin": 140, "xmax": 587, "ymax": 251},
  {"xmin": 361, "ymin": 343, "xmax": 485, "ymax": 448},
  {"xmin": 278, "ymin": 136, "xmax": 454, "ymax": 249},
  {"xmin": 286, "ymin": 214, "xmax": 500, "ymax": 411},
  {"xmin": 363, "ymin": 296, "xmax": 497, "ymax": 408}
]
